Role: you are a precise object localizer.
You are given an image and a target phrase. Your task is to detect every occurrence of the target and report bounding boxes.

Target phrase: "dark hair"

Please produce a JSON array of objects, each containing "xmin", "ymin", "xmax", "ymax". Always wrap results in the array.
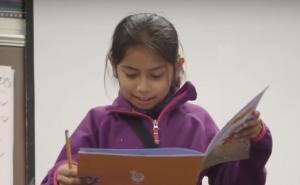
[{"xmin": 105, "ymin": 13, "xmax": 184, "ymax": 87}]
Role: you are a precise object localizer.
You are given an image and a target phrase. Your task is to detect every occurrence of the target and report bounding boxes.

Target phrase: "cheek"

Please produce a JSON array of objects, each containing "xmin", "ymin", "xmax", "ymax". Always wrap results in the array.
[
  {"xmin": 165, "ymin": 68, "xmax": 175, "ymax": 86},
  {"xmin": 118, "ymin": 78, "xmax": 133, "ymax": 90},
  {"xmin": 118, "ymin": 83, "xmax": 132, "ymax": 99},
  {"xmin": 154, "ymin": 77, "xmax": 172, "ymax": 93}
]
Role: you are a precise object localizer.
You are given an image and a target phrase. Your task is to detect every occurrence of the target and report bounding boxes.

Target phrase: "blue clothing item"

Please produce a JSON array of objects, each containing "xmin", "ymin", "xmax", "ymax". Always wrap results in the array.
[{"xmin": 41, "ymin": 81, "xmax": 272, "ymax": 185}]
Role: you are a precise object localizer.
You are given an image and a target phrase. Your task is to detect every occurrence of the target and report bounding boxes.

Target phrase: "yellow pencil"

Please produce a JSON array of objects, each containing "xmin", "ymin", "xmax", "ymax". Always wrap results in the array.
[{"xmin": 65, "ymin": 129, "xmax": 73, "ymax": 169}]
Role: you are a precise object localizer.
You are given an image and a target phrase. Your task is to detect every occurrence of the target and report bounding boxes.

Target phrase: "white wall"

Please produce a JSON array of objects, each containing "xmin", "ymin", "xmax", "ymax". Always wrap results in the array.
[{"xmin": 34, "ymin": 1, "xmax": 300, "ymax": 184}]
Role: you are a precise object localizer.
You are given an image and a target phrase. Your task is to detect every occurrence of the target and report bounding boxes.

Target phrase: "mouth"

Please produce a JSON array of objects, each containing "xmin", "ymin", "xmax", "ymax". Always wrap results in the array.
[{"xmin": 133, "ymin": 95, "xmax": 154, "ymax": 106}]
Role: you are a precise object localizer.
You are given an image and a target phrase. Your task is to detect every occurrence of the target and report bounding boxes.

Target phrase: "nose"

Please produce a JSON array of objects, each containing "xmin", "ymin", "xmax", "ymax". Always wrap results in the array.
[{"xmin": 136, "ymin": 77, "xmax": 150, "ymax": 94}]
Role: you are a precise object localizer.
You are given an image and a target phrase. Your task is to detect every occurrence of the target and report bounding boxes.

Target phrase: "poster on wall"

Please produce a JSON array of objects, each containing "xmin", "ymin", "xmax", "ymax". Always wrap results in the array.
[{"xmin": 0, "ymin": 65, "xmax": 14, "ymax": 185}]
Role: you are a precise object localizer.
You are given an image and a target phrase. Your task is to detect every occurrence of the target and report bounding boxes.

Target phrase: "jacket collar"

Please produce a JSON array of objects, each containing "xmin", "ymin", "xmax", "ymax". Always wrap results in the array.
[{"xmin": 106, "ymin": 81, "xmax": 197, "ymax": 114}]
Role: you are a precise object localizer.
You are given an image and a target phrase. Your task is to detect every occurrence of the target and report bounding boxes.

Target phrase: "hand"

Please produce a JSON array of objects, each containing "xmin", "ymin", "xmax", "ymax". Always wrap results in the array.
[
  {"xmin": 57, "ymin": 164, "xmax": 100, "ymax": 185},
  {"xmin": 232, "ymin": 110, "xmax": 263, "ymax": 140}
]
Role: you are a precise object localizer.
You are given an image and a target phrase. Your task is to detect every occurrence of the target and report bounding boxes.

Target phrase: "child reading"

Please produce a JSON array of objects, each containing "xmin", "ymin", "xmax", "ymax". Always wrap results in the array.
[{"xmin": 41, "ymin": 13, "xmax": 272, "ymax": 185}]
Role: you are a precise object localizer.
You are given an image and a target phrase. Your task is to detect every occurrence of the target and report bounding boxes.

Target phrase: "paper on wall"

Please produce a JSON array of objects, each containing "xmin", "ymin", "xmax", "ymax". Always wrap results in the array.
[{"xmin": 0, "ymin": 65, "xmax": 14, "ymax": 185}]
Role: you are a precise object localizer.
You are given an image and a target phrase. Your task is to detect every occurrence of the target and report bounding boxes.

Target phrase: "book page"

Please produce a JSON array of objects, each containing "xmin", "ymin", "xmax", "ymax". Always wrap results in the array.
[
  {"xmin": 0, "ymin": 65, "xmax": 14, "ymax": 185},
  {"xmin": 203, "ymin": 87, "xmax": 268, "ymax": 170}
]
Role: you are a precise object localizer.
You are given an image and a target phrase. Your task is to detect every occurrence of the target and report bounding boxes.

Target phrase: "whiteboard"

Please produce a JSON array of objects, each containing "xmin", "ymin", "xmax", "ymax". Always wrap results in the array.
[{"xmin": 34, "ymin": 1, "xmax": 300, "ymax": 184}]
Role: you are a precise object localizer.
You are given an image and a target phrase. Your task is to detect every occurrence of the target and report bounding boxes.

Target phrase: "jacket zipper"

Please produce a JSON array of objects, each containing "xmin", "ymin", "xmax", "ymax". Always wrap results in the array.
[
  {"xmin": 108, "ymin": 91, "xmax": 188, "ymax": 145},
  {"xmin": 153, "ymin": 120, "xmax": 159, "ymax": 144},
  {"xmin": 152, "ymin": 91, "xmax": 187, "ymax": 144}
]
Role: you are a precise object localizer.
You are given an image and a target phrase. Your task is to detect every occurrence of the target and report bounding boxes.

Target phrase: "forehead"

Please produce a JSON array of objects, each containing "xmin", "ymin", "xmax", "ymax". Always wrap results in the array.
[{"xmin": 119, "ymin": 46, "xmax": 170, "ymax": 69}]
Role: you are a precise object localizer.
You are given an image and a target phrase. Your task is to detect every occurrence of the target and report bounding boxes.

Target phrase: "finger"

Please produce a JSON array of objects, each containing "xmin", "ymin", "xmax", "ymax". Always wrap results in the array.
[
  {"xmin": 59, "ymin": 164, "xmax": 78, "ymax": 177},
  {"xmin": 57, "ymin": 175, "xmax": 82, "ymax": 185},
  {"xmin": 241, "ymin": 117, "xmax": 262, "ymax": 130},
  {"xmin": 234, "ymin": 111, "xmax": 260, "ymax": 133},
  {"xmin": 253, "ymin": 110, "xmax": 260, "ymax": 119},
  {"xmin": 243, "ymin": 110, "xmax": 260, "ymax": 124},
  {"xmin": 234, "ymin": 123, "xmax": 262, "ymax": 139}
]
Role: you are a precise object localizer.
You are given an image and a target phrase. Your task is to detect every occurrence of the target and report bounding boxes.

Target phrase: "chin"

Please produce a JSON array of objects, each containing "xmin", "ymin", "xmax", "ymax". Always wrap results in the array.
[{"xmin": 136, "ymin": 105, "xmax": 155, "ymax": 110}]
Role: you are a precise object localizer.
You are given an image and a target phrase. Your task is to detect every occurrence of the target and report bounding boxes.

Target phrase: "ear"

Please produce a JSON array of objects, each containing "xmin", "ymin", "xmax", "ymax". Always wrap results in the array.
[{"xmin": 176, "ymin": 57, "xmax": 184, "ymax": 73}]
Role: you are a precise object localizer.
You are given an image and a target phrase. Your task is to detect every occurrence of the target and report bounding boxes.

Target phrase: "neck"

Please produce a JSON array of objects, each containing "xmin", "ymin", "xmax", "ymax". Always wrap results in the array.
[{"xmin": 135, "ymin": 89, "xmax": 174, "ymax": 119}]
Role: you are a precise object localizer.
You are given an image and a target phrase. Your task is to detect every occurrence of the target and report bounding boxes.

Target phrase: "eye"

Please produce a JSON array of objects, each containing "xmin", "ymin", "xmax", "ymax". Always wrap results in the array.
[
  {"xmin": 125, "ymin": 73, "xmax": 138, "ymax": 79},
  {"xmin": 150, "ymin": 73, "xmax": 163, "ymax": 79}
]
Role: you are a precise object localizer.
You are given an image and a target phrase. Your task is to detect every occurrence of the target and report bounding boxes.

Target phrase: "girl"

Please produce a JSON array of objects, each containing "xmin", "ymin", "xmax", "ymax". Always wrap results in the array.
[{"xmin": 41, "ymin": 13, "xmax": 272, "ymax": 185}]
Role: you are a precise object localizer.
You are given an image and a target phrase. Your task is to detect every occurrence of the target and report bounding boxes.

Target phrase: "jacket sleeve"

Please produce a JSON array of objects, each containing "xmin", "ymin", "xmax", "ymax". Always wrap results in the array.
[
  {"xmin": 40, "ymin": 109, "xmax": 101, "ymax": 185},
  {"xmin": 205, "ymin": 124, "xmax": 272, "ymax": 185}
]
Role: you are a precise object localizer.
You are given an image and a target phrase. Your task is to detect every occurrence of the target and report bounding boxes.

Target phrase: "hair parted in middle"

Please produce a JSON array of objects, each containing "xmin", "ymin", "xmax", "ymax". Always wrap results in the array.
[{"xmin": 106, "ymin": 13, "xmax": 184, "ymax": 88}]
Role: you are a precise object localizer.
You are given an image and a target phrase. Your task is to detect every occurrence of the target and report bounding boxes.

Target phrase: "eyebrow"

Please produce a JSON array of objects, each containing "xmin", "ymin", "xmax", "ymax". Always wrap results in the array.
[{"xmin": 121, "ymin": 65, "xmax": 165, "ymax": 71}]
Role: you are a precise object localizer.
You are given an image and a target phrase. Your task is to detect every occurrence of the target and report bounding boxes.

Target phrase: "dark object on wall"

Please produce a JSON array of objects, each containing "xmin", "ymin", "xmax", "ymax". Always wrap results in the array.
[
  {"xmin": 25, "ymin": 0, "xmax": 35, "ymax": 184},
  {"xmin": 0, "ymin": 0, "xmax": 25, "ymax": 18}
]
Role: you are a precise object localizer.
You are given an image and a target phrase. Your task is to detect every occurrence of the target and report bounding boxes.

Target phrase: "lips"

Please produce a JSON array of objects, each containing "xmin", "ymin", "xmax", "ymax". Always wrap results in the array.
[{"xmin": 133, "ymin": 95, "xmax": 154, "ymax": 105}]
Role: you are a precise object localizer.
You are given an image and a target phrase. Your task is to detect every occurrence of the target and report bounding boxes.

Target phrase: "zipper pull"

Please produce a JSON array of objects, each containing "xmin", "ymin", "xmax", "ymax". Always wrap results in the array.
[{"xmin": 153, "ymin": 120, "xmax": 160, "ymax": 144}]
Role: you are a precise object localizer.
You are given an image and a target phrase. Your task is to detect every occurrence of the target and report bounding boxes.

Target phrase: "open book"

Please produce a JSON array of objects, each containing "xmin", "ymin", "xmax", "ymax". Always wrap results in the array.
[{"xmin": 78, "ymin": 87, "xmax": 268, "ymax": 185}]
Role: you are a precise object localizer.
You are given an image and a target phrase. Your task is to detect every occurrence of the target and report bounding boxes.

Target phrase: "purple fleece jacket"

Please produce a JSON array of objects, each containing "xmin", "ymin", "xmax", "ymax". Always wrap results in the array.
[{"xmin": 41, "ymin": 81, "xmax": 272, "ymax": 185}]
